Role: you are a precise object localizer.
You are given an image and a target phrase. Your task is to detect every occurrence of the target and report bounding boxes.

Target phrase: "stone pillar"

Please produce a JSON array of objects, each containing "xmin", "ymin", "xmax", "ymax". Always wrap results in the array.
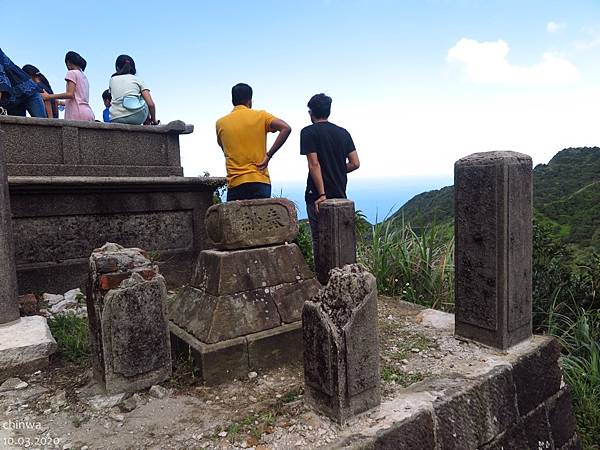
[
  {"xmin": 303, "ymin": 264, "xmax": 380, "ymax": 424},
  {"xmin": 0, "ymin": 131, "xmax": 19, "ymax": 324},
  {"xmin": 87, "ymin": 243, "xmax": 172, "ymax": 394},
  {"xmin": 454, "ymin": 151, "xmax": 533, "ymax": 349},
  {"xmin": 316, "ymin": 199, "xmax": 357, "ymax": 284}
]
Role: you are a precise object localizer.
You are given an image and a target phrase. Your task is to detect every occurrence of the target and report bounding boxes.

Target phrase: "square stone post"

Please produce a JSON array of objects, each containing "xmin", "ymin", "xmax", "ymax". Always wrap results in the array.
[
  {"xmin": 0, "ymin": 131, "xmax": 19, "ymax": 324},
  {"xmin": 316, "ymin": 199, "xmax": 357, "ymax": 284},
  {"xmin": 454, "ymin": 151, "xmax": 533, "ymax": 349}
]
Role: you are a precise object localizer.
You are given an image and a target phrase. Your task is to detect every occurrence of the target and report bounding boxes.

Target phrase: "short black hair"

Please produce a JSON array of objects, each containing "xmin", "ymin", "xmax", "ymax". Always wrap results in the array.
[
  {"xmin": 102, "ymin": 89, "xmax": 111, "ymax": 101},
  {"xmin": 65, "ymin": 51, "xmax": 87, "ymax": 71},
  {"xmin": 308, "ymin": 93, "xmax": 332, "ymax": 119},
  {"xmin": 231, "ymin": 83, "xmax": 252, "ymax": 106}
]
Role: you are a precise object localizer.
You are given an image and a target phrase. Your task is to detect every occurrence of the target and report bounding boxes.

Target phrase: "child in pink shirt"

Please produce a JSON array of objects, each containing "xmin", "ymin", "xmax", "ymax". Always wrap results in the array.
[{"xmin": 42, "ymin": 51, "xmax": 94, "ymax": 121}]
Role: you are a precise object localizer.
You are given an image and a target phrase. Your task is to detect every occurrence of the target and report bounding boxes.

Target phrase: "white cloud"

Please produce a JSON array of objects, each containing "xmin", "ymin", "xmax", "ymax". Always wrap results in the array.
[
  {"xmin": 447, "ymin": 38, "xmax": 580, "ymax": 85},
  {"xmin": 547, "ymin": 21, "xmax": 565, "ymax": 33},
  {"xmin": 575, "ymin": 26, "xmax": 600, "ymax": 49}
]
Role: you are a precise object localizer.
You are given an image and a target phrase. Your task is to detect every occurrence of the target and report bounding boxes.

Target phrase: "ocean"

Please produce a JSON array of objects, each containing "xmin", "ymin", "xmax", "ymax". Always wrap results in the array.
[{"xmin": 269, "ymin": 176, "xmax": 453, "ymax": 223}]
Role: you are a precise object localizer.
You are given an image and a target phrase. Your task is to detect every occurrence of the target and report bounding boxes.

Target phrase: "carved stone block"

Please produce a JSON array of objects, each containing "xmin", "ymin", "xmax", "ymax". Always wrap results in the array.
[{"xmin": 205, "ymin": 198, "xmax": 298, "ymax": 250}]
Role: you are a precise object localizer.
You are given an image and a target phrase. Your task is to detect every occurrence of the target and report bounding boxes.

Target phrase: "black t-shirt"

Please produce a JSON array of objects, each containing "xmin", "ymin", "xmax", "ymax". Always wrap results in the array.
[{"xmin": 300, "ymin": 121, "xmax": 355, "ymax": 201}]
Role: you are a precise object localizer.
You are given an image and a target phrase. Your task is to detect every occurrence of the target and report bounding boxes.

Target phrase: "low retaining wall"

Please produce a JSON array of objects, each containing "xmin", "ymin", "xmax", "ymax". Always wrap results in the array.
[
  {"xmin": 0, "ymin": 116, "xmax": 191, "ymax": 177},
  {"xmin": 9, "ymin": 176, "xmax": 224, "ymax": 294}
]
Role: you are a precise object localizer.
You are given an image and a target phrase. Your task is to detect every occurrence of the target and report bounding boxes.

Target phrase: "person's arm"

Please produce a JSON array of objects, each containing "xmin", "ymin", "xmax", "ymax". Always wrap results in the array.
[
  {"xmin": 42, "ymin": 81, "xmax": 75, "ymax": 101},
  {"xmin": 141, "ymin": 90, "xmax": 159, "ymax": 125},
  {"xmin": 256, "ymin": 118, "xmax": 292, "ymax": 170},
  {"xmin": 44, "ymin": 99, "xmax": 53, "ymax": 119},
  {"xmin": 347, "ymin": 150, "xmax": 360, "ymax": 172},
  {"xmin": 306, "ymin": 153, "xmax": 327, "ymax": 212}
]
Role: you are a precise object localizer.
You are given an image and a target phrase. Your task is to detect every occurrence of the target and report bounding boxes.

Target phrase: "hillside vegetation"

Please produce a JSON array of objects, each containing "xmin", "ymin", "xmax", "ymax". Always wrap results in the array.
[{"xmin": 390, "ymin": 147, "xmax": 600, "ymax": 253}]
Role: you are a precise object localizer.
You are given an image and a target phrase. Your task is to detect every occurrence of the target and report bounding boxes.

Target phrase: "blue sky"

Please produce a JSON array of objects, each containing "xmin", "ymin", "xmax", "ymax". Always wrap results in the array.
[{"xmin": 4, "ymin": 0, "xmax": 600, "ymax": 186}]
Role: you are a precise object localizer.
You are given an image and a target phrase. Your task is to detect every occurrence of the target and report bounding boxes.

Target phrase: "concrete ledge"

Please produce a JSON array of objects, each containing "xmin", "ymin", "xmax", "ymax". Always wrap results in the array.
[
  {"xmin": 169, "ymin": 321, "xmax": 302, "ymax": 385},
  {"xmin": 328, "ymin": 335, "xmax": 579, "ymax": 450},
  {"xmin": 0, "ymin": 316, "xmax": 57, "ymax": 382},
  {"xmin": 0, "ymin": 117, "xmax": 193, "ymax": 177}
]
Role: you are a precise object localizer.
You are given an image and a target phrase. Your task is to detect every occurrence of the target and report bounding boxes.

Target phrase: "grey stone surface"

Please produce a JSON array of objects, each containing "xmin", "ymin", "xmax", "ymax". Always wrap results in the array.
[
  {"xmin": 0, "ymin": 315, "xmax": 57, "ymax": 381},
  {"xmin": 373, "ymin": 409, "xmax": 437, "ymax": 450},
  {"xmin": 205, "ymin": 198, "xmax": 298, "ymax": 250},
  {"xmin": 87, "ymin": 245, "xmax": 171, "ymax": 394},
  {"xmin": 512, "ymin": 337, "xmax": 562, "ymax": 415},
  {"xmin": 454, "ymin": 151, "xmax": 533, "ymax": 349},
  {"xmin": 190, "ymin": 244, "xmax": 314, "ymax": 295},
  {"xmin": 9, "ymin": 176, "xmax": 224, "ymax": 294},
  {"xmin": 548, "ymin": 388, "xmax": 578, "ymax": 448},
  {"xmin": 316, "ymin": 199, "xmax": 357, "ymax": 284},
  {"xmin": 169, "ymin": 321, "xmax": 303, "ymax": 385},
  {"xmin": 434, "ymin": 366, "xmax": 518, "ymax": 449},
  {"xmin": 303, "ymin": 264, "xmax": 380, "ymax": 424},
  {"xmin": 0, "ymin": 131, "xmax": 19, "ymax": 324},
  {"xmin": 0, "ymin": 116, "xmax": 192, "ymax": 177}
]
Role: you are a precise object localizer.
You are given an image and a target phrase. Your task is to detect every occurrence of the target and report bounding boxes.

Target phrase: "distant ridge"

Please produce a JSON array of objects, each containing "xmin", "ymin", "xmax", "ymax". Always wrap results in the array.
[{"xmin": 389, "ymin": 147, "xmax": 600, "ymax": 250}]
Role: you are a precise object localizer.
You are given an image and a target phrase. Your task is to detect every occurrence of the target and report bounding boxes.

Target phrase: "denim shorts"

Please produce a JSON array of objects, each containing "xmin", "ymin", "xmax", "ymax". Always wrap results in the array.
[{"xmin": 111, "ymin": 104, "xmax": 148, "ymax": 125}]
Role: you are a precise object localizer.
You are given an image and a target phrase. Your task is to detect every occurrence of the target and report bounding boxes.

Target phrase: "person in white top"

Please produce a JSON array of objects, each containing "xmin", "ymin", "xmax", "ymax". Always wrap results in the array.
[{"xmin": 108, "ymin": 55, "xmax": 158, "ymax": 125}]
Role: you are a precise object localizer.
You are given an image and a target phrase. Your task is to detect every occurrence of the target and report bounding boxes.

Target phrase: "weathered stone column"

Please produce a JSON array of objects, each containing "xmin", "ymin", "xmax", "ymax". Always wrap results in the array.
[
  {"xmin": 303, "ymin": 264, "xmax": 380, "ymax": 424},
  {"xmin": 454, "ymin": 151, "xmax": 533, "ymax": 349},
  {"xmin": 0, "ymin": 131, "xmax": 19, "ymax": 324},
  {"xmin": 87, "ymin": 243, "xmax": 171, "ymax": 394},
  {"xmin": 316, "ymin": 199, "xmax": 357, "ymax": 284}
]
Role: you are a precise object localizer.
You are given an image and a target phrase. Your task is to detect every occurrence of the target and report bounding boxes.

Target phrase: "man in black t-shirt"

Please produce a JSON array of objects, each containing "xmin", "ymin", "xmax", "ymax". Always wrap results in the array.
[{"xmin": 300, "ymin": 93, "xmax": 360, "ymax": 263}]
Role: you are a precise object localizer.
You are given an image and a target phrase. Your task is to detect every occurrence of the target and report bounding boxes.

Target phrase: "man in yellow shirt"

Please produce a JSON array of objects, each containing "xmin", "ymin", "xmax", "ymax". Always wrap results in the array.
[{"xmin": 216, "ymin": 83, "xmax": 292, "ymax": 201}]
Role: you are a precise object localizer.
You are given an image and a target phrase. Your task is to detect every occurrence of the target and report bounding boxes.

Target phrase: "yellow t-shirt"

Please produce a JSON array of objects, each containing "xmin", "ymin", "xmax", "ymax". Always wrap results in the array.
[{"xmin": 216, "ymin": 105, "xmax": 277, "ymax": 188}]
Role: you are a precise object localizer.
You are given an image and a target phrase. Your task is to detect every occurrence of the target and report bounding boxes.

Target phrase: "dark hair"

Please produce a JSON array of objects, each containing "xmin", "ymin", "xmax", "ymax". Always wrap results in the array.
[
  {"xmin": 21, "ymin": 64, "xmax": 52, "ymax": 89},
  {"xmin": 102, "ymin": 89, "xmax": 112, "ymax": 101},
  {"xmin": 308, "ymin": 93, "xmax": 332, "ymax": 119},
  {"xmin": 113, "ymin": 54, "xmax": 136, "ymax": 77},
  {"xmin": 231, "ymin": 83, "xmax": 253, "ymax": 106},
  {"xmin": 65, "ymin": 51, "xmax": 87, "ymax": 71}
]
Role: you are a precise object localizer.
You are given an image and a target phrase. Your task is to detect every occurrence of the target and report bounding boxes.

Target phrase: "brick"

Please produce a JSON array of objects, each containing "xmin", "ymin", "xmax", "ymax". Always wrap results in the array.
[
  {"xmin": 512, "ymin": 337, "xmax": 562, "ymax": 415},
  {"xmin": 18, "ymin": 293, "xmax": 39, "ymax": 316},
  {"xmin": 94, "ymin": 256, "xmax": 119, "ymax": 274},
  {"xmin": 133, "ymin": 268, "xmax": 157, "ymax": 281},
  {"xmin": 99, "ymin": 272, "xmax": 131, "ymax": 290}
]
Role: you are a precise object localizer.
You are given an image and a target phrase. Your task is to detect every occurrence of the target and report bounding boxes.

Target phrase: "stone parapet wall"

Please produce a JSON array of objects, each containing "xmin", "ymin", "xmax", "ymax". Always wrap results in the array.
[
  {"xmin": 9, "ymin": 176, "xmax": 225, "ymax": 294},
  {"xmin": 0, "ymin": 116, "xmax": 192, "ymax": 177},
  {"xmin": 332, "ymin": 336, "xmax": 580, "ymax": 450}
]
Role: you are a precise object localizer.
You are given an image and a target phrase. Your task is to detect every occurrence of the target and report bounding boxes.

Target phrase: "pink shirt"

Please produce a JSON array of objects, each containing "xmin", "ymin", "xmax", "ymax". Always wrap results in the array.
[{"xmin": 64, "ymin": 69, "xmax": 95, "ymax": 121}]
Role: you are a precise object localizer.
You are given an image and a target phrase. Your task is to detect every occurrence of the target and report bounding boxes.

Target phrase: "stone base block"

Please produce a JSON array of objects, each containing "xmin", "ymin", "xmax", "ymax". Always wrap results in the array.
[
  {"xmin": 169, "ymin": 321, "xmax": 302, "ymax": 385},
  {"xmin": 0, "ymin": 316, "xmax": 57, "ymax": 381}
]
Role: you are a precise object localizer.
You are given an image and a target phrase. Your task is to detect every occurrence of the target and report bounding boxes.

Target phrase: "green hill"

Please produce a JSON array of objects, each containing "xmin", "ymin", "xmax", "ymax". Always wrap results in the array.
[{"xmin": 390, "ymin": 147, "xmax": 600, "ymax": 251}]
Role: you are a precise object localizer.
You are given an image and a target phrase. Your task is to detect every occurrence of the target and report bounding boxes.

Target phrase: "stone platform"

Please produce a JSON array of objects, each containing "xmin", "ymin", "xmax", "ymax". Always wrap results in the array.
[
  {"xmin": 0, "ymin": 116, "xmax": 191, "ymax": 177},
  {"xmin": 0, "ymin": 316, "xmax": 57, "ymax": 382},
  {"xmin": 169, "ymin": 321, "xmax": 303, "ymax": 385}
]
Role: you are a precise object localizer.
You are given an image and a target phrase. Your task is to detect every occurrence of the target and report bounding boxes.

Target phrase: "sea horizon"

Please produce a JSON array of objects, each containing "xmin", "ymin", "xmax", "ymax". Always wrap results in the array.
[{"xmin": 267, "ymin": 175, "xmax": 454, "ymax": 223}]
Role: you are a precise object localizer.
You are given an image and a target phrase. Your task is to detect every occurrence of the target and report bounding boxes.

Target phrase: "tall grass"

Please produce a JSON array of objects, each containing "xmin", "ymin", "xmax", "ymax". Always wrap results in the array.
[
  {"xmin": 546, "ymin": 303, "xmax": 600, "ymax": 450},
  {"xmin": 358, "ymin": 217, "xmax": 454, "ymax": 311}
]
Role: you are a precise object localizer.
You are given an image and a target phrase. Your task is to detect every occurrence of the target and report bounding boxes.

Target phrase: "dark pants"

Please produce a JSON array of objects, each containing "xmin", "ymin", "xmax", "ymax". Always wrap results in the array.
[
  {"xmin": 306, "ymin": 199, "xmax": 319, "ymax": 266},
  {"xmin": 226, "ymin": 182, "xmax": 271, "ymax": 201}
]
